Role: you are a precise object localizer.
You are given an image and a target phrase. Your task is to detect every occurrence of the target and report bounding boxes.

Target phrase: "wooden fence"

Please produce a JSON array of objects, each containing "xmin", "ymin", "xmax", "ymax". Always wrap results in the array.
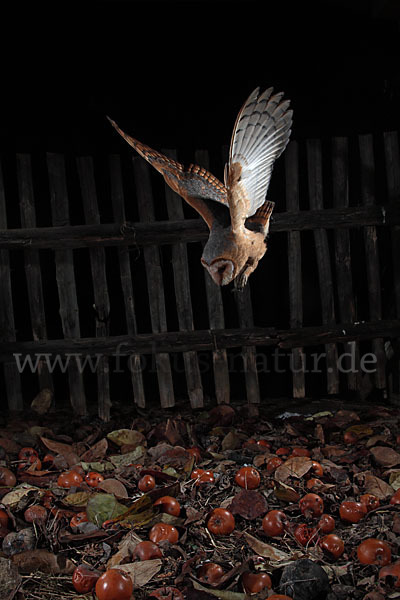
[{"xmin": 0, "ymin": 132, "xmax": 399, "ymax": 420}]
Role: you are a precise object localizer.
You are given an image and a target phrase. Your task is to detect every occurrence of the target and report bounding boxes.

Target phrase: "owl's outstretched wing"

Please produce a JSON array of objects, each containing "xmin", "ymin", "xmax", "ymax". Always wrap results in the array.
[
  {"xmin": 225, "ymin": 87, "xmax": 292, "ymax": 232},
  {"xmin": 107, "ymin": 117, "xmax": 229, "ymax": 229}
]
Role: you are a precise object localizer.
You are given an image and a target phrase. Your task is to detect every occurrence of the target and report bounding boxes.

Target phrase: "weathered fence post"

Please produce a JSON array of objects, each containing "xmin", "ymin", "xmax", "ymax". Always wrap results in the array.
[
  {"xmin": 0, "ymin": 162, "xmax": 23, "ymax": 410},
  {"xmin": 109, "ymin": 154, "xmax": 146, "ymax": 408},
  {"xmin": 285, "ymin": 141, "xmax": 305, "ymax": 397}
]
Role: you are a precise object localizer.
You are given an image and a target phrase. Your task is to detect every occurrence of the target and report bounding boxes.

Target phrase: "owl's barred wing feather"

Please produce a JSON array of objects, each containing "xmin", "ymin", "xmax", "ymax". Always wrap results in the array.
[
  {"xmin": 245, "ymin": 200, "xmax": 275, "ymax": 234},
  {"xmin": 227, "ymin": 87, "xmax": 292, "ymax": 226},
  {"xmin": 107, "ymin": 117, "xmax": 228, "ymax": 229}
]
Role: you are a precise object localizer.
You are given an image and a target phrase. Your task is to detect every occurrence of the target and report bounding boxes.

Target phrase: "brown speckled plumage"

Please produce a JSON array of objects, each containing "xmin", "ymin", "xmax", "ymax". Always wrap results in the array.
[{"xmin": 107, "ymin": 87, "xmax": 292, "ymax": 288}]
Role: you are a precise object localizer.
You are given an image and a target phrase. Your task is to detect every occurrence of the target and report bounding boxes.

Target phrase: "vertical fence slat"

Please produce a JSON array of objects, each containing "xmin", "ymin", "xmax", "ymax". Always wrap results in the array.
[
  {"xmin": 77, "ymin": 157, "xmax": 111, "ymax": 420},
  {"xmin": 163, "ymin": 149, "xmax": 203, "ymax": 409},
  {"xmin": 307, "ymin": 139, "xmax": 339, "ymax": 394},
  {"xmin": 195, "ymin": 149, "xmax": 230, "ymax": 404},
  {"xmin": 0, "ymin": 162, "xmax": 23, "ymax": 409},
  {"xmin": 332, "ymin": 138, "xmax": 360, "ymax": 390},
  {"xmin": 359, "ymin": 134, "xmax": 386, "ymax": 390},
  {"xmin": 285, "ymin": 141, "xmax": 305, "ymax": 397},
  {"xmin": 384, "ymin": 131, "xmax": 400, "ymax": 395},
  {"xmin": 133, "ymin": 157, "xmax": 175, "ymax": 408},
  {"xmin": 16, "ymin": 155, "xmax": 53, "ymax": 394},
  {"xmin": 47, "ymin": 153, "xmax": 87, "ymax": 416},
  {"xmin": 235, "ymin": 286, "xmax": 260, "ymax": 404},
  {"xmin": 384, "ymin": 132, "xmax": 400, "ymax": 316},
  {"xmin": 109, "ymin": 155, "xmax": 146, "ymax": 408},
  {"xmin": 221, "ymin": 146, "xmax": 260, "ymax": 404}
]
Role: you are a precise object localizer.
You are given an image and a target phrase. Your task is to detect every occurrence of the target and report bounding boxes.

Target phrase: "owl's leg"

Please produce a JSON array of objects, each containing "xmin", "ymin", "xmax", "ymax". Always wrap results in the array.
[{"xmin": 234, "ymin": 258, "xmax": 259, "ymax": 291}]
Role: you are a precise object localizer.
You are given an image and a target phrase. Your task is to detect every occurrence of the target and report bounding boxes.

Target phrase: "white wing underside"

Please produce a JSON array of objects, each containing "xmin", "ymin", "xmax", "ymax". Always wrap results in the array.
[{"xmin": 226, "ymin": 87, "xmax": 293, "ymax": 221}]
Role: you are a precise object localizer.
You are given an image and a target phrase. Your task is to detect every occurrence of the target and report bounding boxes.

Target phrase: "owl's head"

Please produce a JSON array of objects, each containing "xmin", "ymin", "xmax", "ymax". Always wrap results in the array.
[
  {"xmin": 201, "ymin": 227, "xmax": 247, "ymax": 286},
  {"xmin": 201, "ymin": 257, "xmax": 235, "ymax": 286}
]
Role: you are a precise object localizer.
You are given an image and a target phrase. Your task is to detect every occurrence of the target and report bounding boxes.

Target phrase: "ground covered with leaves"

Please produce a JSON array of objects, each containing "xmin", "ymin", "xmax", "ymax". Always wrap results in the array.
[{"xmin": 0, "ymin": 398, "xmax": 400, "ymax": 600}]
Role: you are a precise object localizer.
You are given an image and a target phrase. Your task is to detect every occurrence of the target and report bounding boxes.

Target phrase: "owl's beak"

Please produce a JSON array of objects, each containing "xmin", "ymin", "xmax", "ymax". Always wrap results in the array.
[{"xmin": 202, "ymin": 258, "xmax": 235, "ymax": 286}]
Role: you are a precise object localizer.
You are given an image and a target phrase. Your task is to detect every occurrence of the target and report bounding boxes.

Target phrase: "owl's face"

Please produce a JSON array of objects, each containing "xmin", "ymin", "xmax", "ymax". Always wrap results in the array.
[
  {"xmin": 201, "ymin": 257, "xmax": 235, "ymax": 286},
  {"xmin": 201, "ymin": 227, "xmax": 247, "ymax": 286}
]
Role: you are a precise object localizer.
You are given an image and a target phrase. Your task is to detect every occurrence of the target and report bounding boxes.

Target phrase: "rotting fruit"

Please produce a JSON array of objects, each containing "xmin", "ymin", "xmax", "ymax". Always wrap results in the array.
[
  {"xmin": 293, "ymin": 523, "xmax": 317, "ymax": 546},
  {"xmin": 190, "ymin": 468, "xmax": 214, "ymax": 485},
  {"xmin": 149, "ymin": 522, "xmax": 179, "ymax": 544},
  {"xmin": 234, "ymin": 466, "xmax": 261, "ymax": 490},
  {"xmin": 339, "ymin": 501, "xmax": 367, "ymax": 524},
  {"xmin": 317, "ymin": 514, "xmax": 335, "ymax": 534},
  {"xmin": 85, "ymin": 472, "xmax": 104, "ymax": 488},
  {"xmin": 95, "ymin": 568, "xmax": 133, "ymax": 600},
  {"xmin": 290, "ymin": 447, "xmax": 311, "ymax": 458},
  {"xmin": 0, "ymin": 467, "xmax": 16, "ymax": 487},
  {"xmin": 262, "ymin": 510, "xmax": 288, "ymax": 537},
  {"xmin": 266, "ymin": 457, "xmax": 283, "ymax": 473},
  {"xmin": 343, "ymin": 430, "xmax": 359, "ymax": 444},
  {"xmin": 133, "ymin": 540, "xmax": 162, "ymax": 560},
  {"xmin": 153, "ymin": 496, "xmax": 181, "ymax": 516},
  {"xmin": 24, "ymin": 505, "xmax": 47, "ymax": 525},
  {"xmin": 18, "ymin": 447, "xmax": 38, "ymax": 461},
  {"xmin": 186, "ymin": 447, "xmax": 202, "ymax": 462},
  {"xmin": 241, "ymin": 571, "xmax": 272, "ymax": 594},
  {"xmin": 0, "ymin": 509, "xmax": 9, "ymax": 529},
  {"xmin": 379, "ymin": 560, "xmax": 400, "ymax": 587},
  {"xmin": 299, "ymin": 493, "xmax": 324, "ymax": 518},
  {"xmin": 320, "ymin": 534, "xmax": 344, "ymax": 559},
  {"xmin": 72, "ymin": 564, "xmax": 101, "ymax": 594},
  {"xmin": 306, "ymin": 478, "xmax": 323, "ymax": 490},
  {"xmin": 310, "ymin": 461, "xmax": 324, "ymax": 477},
  {"xmin": 197, "ymin": 562, "xmax": 224, "ymax": 584},
  {"xmin": 57, "ymin": 470, "xmax": 83, "ymax": 488},
  {"xmin": 357, "ymin": 538, "xmax": 392, "ymax": 566},
  {"xmin": 138, "ymin": 474, "xmax": 156, "ymax": 492},
  {"xmin": 148, "ymin": 587, "xmax": 184, "ymax": 599},
  {"xmin": 276, "ymin": 447, "xmax": 290, "ymax": 456},
  {"xmin": 256, "ymin": 439, "xmax": 271, "ymax": 449},
  {"xmin": 70, "ymin": 512, "xmax": 88, "ymax": 528},
  {"xmin": 390, "ymin": 489, "xmax": 400, "ymax": 505},
  {"xmin": 206, "ymin": 508, "xmax": 235, "ymax": 535},
  {"xmin": 360, "ymin": 494, "xmax": 380, "ymax": 512}
]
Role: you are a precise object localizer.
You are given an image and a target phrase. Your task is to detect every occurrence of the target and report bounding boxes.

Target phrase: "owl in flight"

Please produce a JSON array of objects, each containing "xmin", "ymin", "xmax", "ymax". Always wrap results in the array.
[{"xmin": 108, "ymin": 87, "xmax": 292, "ymax": 289}]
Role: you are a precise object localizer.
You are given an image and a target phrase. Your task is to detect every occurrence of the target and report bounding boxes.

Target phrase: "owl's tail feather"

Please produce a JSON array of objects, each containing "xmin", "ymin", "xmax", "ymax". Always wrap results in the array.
[
  {"xmin": 107, "ymin": 117, "xmax": 184, "ymax": 176},
  {"xmin": 245, "ymin": 200, "xmax": 275, "ymax": 234}
]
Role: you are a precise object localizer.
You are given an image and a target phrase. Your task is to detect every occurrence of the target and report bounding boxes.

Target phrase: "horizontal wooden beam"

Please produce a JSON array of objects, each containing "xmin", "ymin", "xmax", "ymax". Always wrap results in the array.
[
  {"xmin": 1, "ymin": 319, "xmax": 399, "ymax": 360},
  {"xmin": 0, "ymin": 204, "xmax": 398, "ymax": 250}
]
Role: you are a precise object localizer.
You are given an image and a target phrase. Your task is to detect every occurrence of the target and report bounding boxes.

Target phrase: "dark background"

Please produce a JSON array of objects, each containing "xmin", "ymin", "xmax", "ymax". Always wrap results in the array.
[
  {"xmin": 2, "ymin": 0, "xmax": 400, "ymax": 154},
  {"xmin": 1, "ymin": 0, "xmax": 399, "ymax": 406}
]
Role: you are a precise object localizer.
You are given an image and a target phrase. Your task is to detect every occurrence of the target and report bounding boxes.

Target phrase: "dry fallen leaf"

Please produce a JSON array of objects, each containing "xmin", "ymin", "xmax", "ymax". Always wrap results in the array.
[
  {"xmin": 11, "ymin": 549, "xmax": 75, "ymax": 574},
  {"xmin": 114, "ymin": 559, "xmax": 162, "ymax": 588},
  {"xmin": 107, "ymin": 429, "xmax": 146, "ymax": 448},
  {"xmin": 229, "ymin": 490, "xmax": 268, "ymax": 520},
  {"xmin": 63, "ymin": 491, "xmax": 92, "ymax": 507},
  {"xmin": 80, "ymin": 437, "xmax": 108, "ymax": 462},
  {"xmin": 370, "ymin": 446, "xmax": 400, "ymax": 467},
  {"xmin": 273, "ymin": 480, "xmax": 300, "ymax": 502},
  {"xmin": 107, "ymin": 530, "xmax": 143, "ymax": 567},
  {"xmin": 242, "ymin": 531, "xmax": 291, "ymax": 562},
  {"xmin": 192, "ymin": 579, "xmax": 248, "ymax": 600},
  {"xmin": 221, "ymin": 431, "xmax": 241, "ymax": 451},
  {"xmin": 98, "ymin": 478, "xmax": 128, "ymax": 498},
  {"xmin": 274, "ymin": 456, "xmax": 312, "ymax": 481},
  {"xmin": 31, "ymin": 388, "xmax": 53, "ymax": 415},
  {"xmin": 361, "ymin": 473, "xmax": 394, "ymax": 499}
]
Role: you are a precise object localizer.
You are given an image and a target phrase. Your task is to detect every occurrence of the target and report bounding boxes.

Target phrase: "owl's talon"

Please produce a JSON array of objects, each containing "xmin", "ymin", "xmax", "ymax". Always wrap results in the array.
[{"xmin": 234, "ymin": 272, "xmax": 248, "ymax": 291}]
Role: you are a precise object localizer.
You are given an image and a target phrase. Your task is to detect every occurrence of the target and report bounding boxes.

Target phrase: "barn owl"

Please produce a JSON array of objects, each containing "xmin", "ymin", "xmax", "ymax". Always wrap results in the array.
[{"xmin": 108, "ymin": 87, "xmax": 292, "ymax": 289}]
